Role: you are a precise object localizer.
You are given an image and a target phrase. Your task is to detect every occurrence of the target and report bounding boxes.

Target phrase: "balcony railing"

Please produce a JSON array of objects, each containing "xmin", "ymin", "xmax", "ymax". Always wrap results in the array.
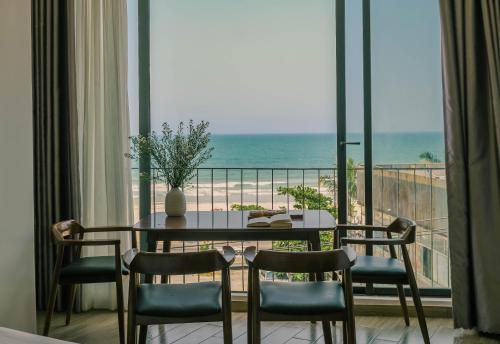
[{"xmin": 131, "ymin": 165, "xmax": 449, "ymax": 292}]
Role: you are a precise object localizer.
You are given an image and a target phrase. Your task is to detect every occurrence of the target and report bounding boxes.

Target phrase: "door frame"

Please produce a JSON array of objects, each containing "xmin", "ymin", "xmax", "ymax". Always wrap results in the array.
[{"xmin": 137, "ymin": 0, "xmax": 450, "ymax": 298}]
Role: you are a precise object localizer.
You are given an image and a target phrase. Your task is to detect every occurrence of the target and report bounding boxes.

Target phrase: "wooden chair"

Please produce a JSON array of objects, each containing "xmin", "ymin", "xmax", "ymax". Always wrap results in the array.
[
  {"xmin": 244, "ymin": 246, "xmax": 357, "ymax": 344},
  {"xmin": 337, "ymin": 217, "xmax": 430, "ymax": 344},
  {"xmin": 43, "ymin": 220, "xmax": 131, "ymax": 344},
  {"xmin": 124, "ymin": 246, "xmax": 235, "ymax": 344}
]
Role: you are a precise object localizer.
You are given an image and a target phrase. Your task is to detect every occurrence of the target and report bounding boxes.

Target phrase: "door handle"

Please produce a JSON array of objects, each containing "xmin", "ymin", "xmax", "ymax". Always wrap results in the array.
[{"xmin": 340, "ymin": 141, "xmax": 361, "ymax": 146}]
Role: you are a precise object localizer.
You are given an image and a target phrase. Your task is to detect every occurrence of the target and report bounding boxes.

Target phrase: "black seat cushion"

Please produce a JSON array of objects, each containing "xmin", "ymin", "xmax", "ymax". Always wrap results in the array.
[
  {"xmin": 351, "ymin": 256, "xmax": 407, "ymax": 282},
  {"xmin": 60, "ymin": 256, "xmax": 128, "ymax": 283},
  {"xmin": 260, "ymin": 281, "xmax": 345, "ymax": 315},
  {"xmin": 136, "ymin": 282, "xmax": 222, "ymax": 317}
]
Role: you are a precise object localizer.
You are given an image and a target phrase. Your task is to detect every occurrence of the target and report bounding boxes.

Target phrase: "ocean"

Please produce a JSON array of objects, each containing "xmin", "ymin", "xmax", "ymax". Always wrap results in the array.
[
  {"xmin": 204, "ymin": 132, "xmax": 445, "ymax": 168},
  {"xmin": 133, "ymin": 132, "xmax": 445, "ymax": 211}
]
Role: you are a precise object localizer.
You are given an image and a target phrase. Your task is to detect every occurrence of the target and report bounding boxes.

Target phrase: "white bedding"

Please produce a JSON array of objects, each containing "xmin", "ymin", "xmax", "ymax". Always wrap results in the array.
[{"xmin": 0, "ymin": 328, "xmax": 76, "ymax": 344}]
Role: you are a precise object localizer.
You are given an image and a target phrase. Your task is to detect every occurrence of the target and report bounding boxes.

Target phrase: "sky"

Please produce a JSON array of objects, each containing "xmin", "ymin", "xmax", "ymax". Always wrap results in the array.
[{"xmin": 128, "ymin": 0, "xmax": 443, "ymax": 135}]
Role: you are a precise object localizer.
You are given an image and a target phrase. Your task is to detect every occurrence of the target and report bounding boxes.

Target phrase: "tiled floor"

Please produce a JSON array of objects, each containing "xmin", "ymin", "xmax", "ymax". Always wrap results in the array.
[{"xmin": 34, "ymin": 311, "xmax": 482, "ymax": 344}]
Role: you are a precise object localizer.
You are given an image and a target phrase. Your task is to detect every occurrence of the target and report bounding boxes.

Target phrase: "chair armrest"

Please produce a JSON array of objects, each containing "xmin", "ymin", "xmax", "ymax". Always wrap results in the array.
[
  {"xmin": 222, "ymin": 246, "xmax": 236, "ymax": 266},
  {"xmin": 123, "ymin": 248, "xmax": 139, "ymax": 269},
  {"xmin": 336, "ymin": 224, "xmax": 388, "ymax": 232},
  {"xmin": 243, "ymin": 246, "xmax": 257, "ymax": 265},
  {"xmin": 84, "ymin": 226, "xmax": 132, "ymax": 233},
  {"xmin": 341, "ymin": 238, "xmax": 405, "ymax": 246},
  {"xmin": 60, "ymin": 239, "xmax": 121, "ymax": 247},
  {"xmin": 340, "ymin": 246, "xmax": 357, "ymax": 266}
]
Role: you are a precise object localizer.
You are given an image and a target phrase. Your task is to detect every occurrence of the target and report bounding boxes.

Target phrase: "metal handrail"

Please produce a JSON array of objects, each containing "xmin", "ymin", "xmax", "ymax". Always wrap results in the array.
[
  {"xmin": 132, "ymin": 166, "xmax": 446, "ymax": 171},
  {"xmin": 131, "ymin": 165, "xmax": 450, "ymax": 291}
]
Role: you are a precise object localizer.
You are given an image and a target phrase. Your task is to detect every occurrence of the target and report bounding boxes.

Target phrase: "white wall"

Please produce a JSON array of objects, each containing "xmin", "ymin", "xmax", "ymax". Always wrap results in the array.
[{"xmin": 0, "ymin": 0, "xmax": 36, "ymax": 333}]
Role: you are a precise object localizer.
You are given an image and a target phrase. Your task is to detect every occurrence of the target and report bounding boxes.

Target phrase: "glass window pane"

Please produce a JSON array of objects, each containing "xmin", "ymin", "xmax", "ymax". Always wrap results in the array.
[
  {"xmin": 371, "ymin": 0, "xmax": 449, "ymax": 289},
  {"xmin": 149, "ymin": 0, "xmax": 337, "ymax": 291}
]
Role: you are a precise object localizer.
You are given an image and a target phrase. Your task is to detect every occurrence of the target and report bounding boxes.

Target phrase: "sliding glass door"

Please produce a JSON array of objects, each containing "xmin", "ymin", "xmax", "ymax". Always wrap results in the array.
[
  {"xmin": 133, "ymin": 0, "xmax": 449, "ymax": 296},
  {"xmin": 139, "ymin": 0, "xmax": 339, "ymax": 290},
  {"xmin": 369, "ymin": 0, "xmax": 448, "ymax": 294},
  {"xmin": 334, "ymin": 0, "xmax": 448, "ymax": 296}
]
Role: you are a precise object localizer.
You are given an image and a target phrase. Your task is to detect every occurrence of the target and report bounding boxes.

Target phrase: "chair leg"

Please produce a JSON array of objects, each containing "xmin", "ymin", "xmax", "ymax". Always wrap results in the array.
[
  {"xmin": 65, "ymin": 284, "xmax": 78, "ymax": 325},
  {"xmin": 247, "ymin": 302, "xmax": 252, "ymax": 344},
  {"xmin": 252, "ymin": 317, "xmax": 260, "ymax": 344},
  {"xmin": 347, "ymin": 316, "xmax": 356, "ymax": 344},
  {"xmin": 116, "ymin": 278, "xmax": 125, "ymax": 344},
  {"xmin": 331, "ymin": 320, "xmax": 337, "ymax": 342},
  {"xmin": 127, "ymin": 318, "xmax": 136, "ymax": 344},
  {"xmin": 396, "ymin": 284, "xmax": 410, "ymax": 326},
  {"xmin": 322, "ymin": 321, "xmax": 333, "ymax": 344},
  {"xmin": 138, "ymin": 325, "xmax": 147, "ymax": 344},
  {"xmin": 220, "ymin": 268, "xmax": 233, "ymax": 344},
  {"xmin": 223, "ymin": 312, "xmax": 232, "ymax": 344},
  {"xmin": 43, "ymin": 279, "xmax": 60, "ymax": 336},
  {"xmin": 127, "ymin": 291, "xmax": 136, "ymax": 344},
  {"xmin": 251, "ymin": 272, "xmax": 262, "ymax": 344},
  {"xmin": 44, "ymin": 248, "xmax": 63, "ymax": 337},
  {"xmin": 408, "ymin": 277, "xmax": 430, "ymax": 344},
  {"xmin": 247, "ymin": 268, "xmax": 253, "ymax": 344}
]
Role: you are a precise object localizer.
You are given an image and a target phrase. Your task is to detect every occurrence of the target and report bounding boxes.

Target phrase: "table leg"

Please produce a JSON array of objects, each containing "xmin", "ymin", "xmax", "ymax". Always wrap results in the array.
[
  {"xmin": 334, "ymin": 228, "xmax": 340, "ymax": 249},
  {"xmin": 307, "ymin": 239, "xmax": 317, "ymax": 325},
  {"xmin": 144, "ymin": 233, "xmax": 158, "ymax": 283},
  {"xmin": 307, "ymin": 240, "xmax": 316, "ymax": 282},
  {"xmin": 309, "ymin": 233, "xmax": 324, "ymax": 280},
  {"xmin": 309, "ymin": 232, "xmax": 333, "ymax": 337},
  {"xmin": 131, "ymin": 230, "xmax": 138, "ymax": 249},
  {"xmin": 332, "ymin": 227, "xmax": 339, "ymax": 282},
  {"xmin": 161, "ymin": 240, "xmax": 171, "ymax": 284}
]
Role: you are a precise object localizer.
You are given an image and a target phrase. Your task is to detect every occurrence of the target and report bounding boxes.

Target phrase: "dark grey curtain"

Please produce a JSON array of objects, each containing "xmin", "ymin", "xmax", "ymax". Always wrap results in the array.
[
  {"xmin": 32, "ymin": 0, "xmax": 80, "ymax": 311},
  {"xmin": 440, "ymin": 0, "xmax": 500, "ymax": 334}
]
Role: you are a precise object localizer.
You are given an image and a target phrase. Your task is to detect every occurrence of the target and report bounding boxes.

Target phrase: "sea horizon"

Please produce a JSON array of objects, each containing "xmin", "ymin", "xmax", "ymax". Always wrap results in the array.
[
  {"xmin": 131, "ymin": 131, "xmax": 446, "ymax": 213},
  {"xmin": 131, "ymin": 131, "xmax": 445, "ymax": 168},
  {"xmin": 202, "ymin": 132, "xmax": 445, "ymax": 168}
]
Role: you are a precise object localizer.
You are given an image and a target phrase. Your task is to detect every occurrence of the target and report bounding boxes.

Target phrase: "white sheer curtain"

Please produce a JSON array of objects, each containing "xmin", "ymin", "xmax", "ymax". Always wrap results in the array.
[{"xmin": 74, "ymin": 0, "xmax": 133, "ymax": 310}]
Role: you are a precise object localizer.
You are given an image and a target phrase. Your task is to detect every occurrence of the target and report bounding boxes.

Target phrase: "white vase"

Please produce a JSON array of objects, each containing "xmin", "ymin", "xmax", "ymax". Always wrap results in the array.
[{"xmin": 165, "ymin": 187, "xmax": 186, "ymax": 216}]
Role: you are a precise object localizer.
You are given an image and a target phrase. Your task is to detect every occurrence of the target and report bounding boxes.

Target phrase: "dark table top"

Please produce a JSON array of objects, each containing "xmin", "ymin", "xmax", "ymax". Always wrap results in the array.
[{"xmin": 133, "ymin": 210, "xmax": 336, "ymax": 234}]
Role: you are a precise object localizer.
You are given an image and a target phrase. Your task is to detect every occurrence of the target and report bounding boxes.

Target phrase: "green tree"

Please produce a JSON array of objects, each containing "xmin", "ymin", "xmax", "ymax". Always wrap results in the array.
[
  {"xmin": 276, "ymin": 185, "xmax": 337, "ymax": 218},
  {"xmin": 274, "ymin": 184, "xmax": 338, "ymax": 281},
  {"xmin": 231, "ymin": 178, "xmax": 342, "ymax": 281},
  {"xmin": 321, "ymin": 157, "xmax": 358, "ymax": 214},
  {"xmin": 419, "ymin": 152, "xmax": 441, "ymax": 163},
  {"xmin": 199, "ymin": 242, "xmax": 213, "ymax": 251},
  {"xmin": 230, "ymin": 204, "xmax": 265, "ymax": 211}
]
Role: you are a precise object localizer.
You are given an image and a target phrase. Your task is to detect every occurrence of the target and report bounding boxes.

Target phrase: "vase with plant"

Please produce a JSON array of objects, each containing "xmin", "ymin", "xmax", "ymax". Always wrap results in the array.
[{"xmin": 126, "ymin": 120, "xmax": 214, "ymax": 216}]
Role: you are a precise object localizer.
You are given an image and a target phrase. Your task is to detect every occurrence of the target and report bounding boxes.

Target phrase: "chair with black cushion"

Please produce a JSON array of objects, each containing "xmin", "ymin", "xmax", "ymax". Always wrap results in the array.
[
  {"xmin": 43, "ymin": 220, "xmax": 131, "ymax": 344},
  {"xmin": 124, "ymin": 246, "xmax": 235, "ymax": 344},
  {"xmin": 244, "ymin": 246, "xmax": 357, "ymax": 344},
  {"xmin": 337, "ymin": 217, "xmax": 430, "ymax": 344}
]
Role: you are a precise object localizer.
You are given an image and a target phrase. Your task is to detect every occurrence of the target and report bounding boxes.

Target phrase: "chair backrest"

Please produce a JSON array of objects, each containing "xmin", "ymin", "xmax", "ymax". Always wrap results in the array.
[
  {"xmin": 52, "ymin": 220, "xmax": 85, "ymax": 243},
  {"xmin": 129, "ymin": 250, "xmax": 230, "ymax": 276},
  {"xmin": 252, "ymin": 248, "xmax": 355, "ymax": 274},
  {"xmin": 387, "ymin": 217, "xmax": 416, "ymax": 244}
]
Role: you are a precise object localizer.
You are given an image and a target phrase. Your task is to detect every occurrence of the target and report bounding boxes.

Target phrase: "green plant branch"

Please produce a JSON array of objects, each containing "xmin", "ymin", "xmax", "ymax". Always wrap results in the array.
[{"xmin": 126, "ymin": 120, "xmax": 214, "ymax": 188}]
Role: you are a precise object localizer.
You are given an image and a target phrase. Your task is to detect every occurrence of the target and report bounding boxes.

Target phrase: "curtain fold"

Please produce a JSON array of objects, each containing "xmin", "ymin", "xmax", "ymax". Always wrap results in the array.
[
  {"xmin": 33, "ymin": 0, "xmax": 132, "ymax": 312},
  {"xmin": 74, "ymin": 0, "xmax": 133, "ymax": 310},
  {"xmin": 440, "ymin": 0, "xmax": 500, "ymax": 334},
  {"xmin": 32, "ymin": 0, "xmax": 81, "ymax": 311}
]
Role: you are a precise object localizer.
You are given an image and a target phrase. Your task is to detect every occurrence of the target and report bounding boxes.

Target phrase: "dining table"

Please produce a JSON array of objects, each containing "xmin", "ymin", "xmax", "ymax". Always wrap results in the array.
[{"xmin": 133, "ymin": 210, "xmax": 337, "ymax": 283}]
